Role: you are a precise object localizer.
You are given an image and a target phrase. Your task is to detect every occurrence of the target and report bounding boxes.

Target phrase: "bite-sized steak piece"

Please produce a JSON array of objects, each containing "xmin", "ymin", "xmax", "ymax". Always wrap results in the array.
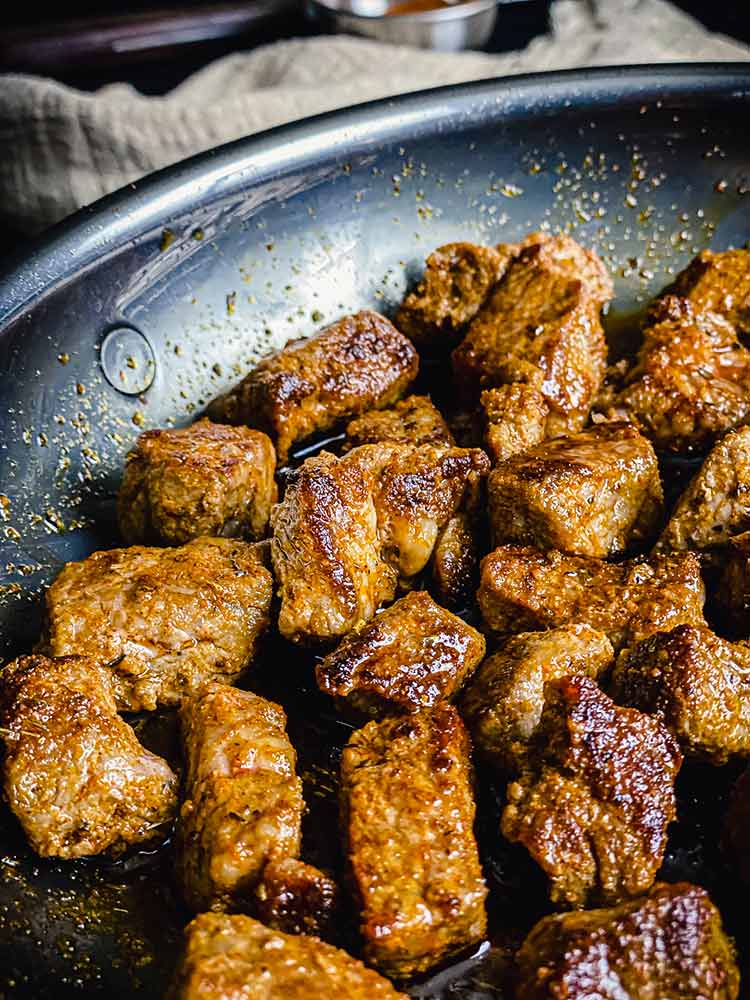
[
  {"xmin": 316, "ymin": 590, "xmax": 485, "ymax": 718},
  {"xmin": 515, "ymin": 881, "xmax": 739, "ymax": 1000},
  {"xmin": 395, "ymin": 241, "xmax": 508, "ymax": 348},
  {"xmin": 42, "ymin": 537, "xmax": 273, "ymax": 711},
  {"xmin": 488, "ymin": 422, "xmax": 663, "ymax": 557},
  {"xmin": 431, "ymin": 505, "xmax": 481, "ymax": 609},
  {"xmin": 271, "ymin": 450, "xmax": 391, "ymax": 645},
  {"xmin": 253, "ymin": 857, "xmax": 339, "ymax": 940},
  {"xmin": 271, "ymin": 442, "xmax": 488, "ymax": 644},
  {"xmin": 478, "ymin": 545, "xmax": 705, "ymax": 651},
  {"xmin": 666, "ymin": 246, "xmax": 750, "ymax": 339},
  {"xmin": 604, "ymin": 297, "xmax": 750, "ymax": 455},
  {"xmin": 365, "ymin": 441, "xmax": 489, "ymax": 579},
  {"xmin": 452, "ymin": 233, "xmax": 612, "ymax": 435},
  {"xmin": 461, "ymin": 625, "xmax": 613, "ymax": 773},
  {"xmin": 656, "ymin": 425, "xmax": 750, "ymax": 566},
  {"xmin": 611, "ymin": 623, "xmax": 750, "ymax": 764},
  {"xmin": 344, "ymin": 394, "xmax": 454, "ymax": 450},
  {"xmin": 175, "ymin": 682, "xmax": 303, "ymax": 913},
  {"xmin": 208, "ymin": 310, "xmax": 418, "ymax": 462},
  {"xmin": 341, "ymin": 705, "xmax": 487, "ymax": 978},
  {"xmin": 502, "ymin": 676, "xmax": 681, "ymax": 908},
  {"xmin": 118, "ymin": 418, "xmax": 277, "ymax": 545},
  {"xmin": 170, "ymin": 912, "xmax": 407, "ymax": 1000},
  {"xmin": 0, "ymin": 655, "xmax": 178, "ymax": 858},
  {"xmin": 342, "ymin": 395, "xmax": 478, "ymax": 608},
  {"xmin": 481, "ymin": 384, "xmax": 549, "ymax": 464},
  {"xmin": 717, "ymin": 531, "xmax": 750, "ymax": 631}
]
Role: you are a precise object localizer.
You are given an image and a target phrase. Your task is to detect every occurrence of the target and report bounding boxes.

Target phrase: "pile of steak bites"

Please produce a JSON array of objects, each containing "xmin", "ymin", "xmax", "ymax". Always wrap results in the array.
[{"xmin": 4, "ymin": 233, "xmax": 750, "ymax": 999}]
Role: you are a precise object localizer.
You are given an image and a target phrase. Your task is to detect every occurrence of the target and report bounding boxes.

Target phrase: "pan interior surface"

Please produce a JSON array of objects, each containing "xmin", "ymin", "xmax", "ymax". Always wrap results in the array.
[{"xmin": 0, "ymin": 66, "xmax": 749, "ymax": 998}]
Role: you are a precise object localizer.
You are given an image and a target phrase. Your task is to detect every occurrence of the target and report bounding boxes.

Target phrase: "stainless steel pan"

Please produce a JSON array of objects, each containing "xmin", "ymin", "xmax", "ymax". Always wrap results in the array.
[{"xmin": 0, "ymin": 65, "xmax": 749, "ymax": 998}]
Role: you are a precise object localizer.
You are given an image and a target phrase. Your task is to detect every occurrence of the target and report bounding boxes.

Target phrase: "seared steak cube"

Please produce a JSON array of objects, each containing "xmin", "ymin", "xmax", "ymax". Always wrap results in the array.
[
  {"xmin": 118, "ymin": 418, "xmax": 277, "ymax": 545},
  {"xmin": 488, "ymin": 422, "xmax": 662, "ymax": 557},
  {"xmin": 316, "ymin": 590, "xmax": 485, "ymax": 718},
  {"xmin": 502, "ymin": 676, "xmax": 681, "ymax": 908}
]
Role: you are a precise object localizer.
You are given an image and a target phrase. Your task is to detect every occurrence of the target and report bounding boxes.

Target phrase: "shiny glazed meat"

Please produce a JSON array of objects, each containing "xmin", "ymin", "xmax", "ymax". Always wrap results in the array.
[
  {"xmin": 340, "ymin": 705, "xmax": 487, "ymax": 978},
  {"xmin": 365, "ymin": 441, "xmax": 489, "ymax": 579},
  {"xmin": 344, "ymin": 394, "xmax": 454, "ymax": 449},
  {"xmin": 603, "ymin": 296, "xmax": 750, "ymax": 455},
  {"xmin": 481, "ymin": 384, "xmax": 549, "ymax": 464},
  {"xmin": 431, "ymin": 505, "xmax": 480, "ymax": 608},
  {"xmin": 487, "ymin": 422, "xmax": 663, "ymax": 557},
  {"xmin": 478, "ymin": 544, "xmax": 705, "ymax": 651},
  {"xmin": 452, "ymin": 233, "xmax": 612, "ymax": 435},
  {"xmin": 208, "ymin": 310, "xmax": 418, "ymax": 461},
  {"xmin": 0, "ymin": 655, "xmax": 178, "ymax": 858},
  {"xmin": 174, "ymin": 682, "xmax": 303, "ymax": 913},
  {"xmin": 666, "ymin": 246, "xmax": 750, "ymax": 339},
  {"xmin": 271, "ymin": 442, "xmax": 488, "ymax": 644},
  {"xmin": 253, "ymin": 857, "xmax": 339, "ymax": 940},
  {"xmin": 344, "ymin": 396, "xmax": 479, "ymax": 608},
  {"xmin": 170, "ymin": 912, "xmax": 407, "ymax": 999},
  {"xmin": 611, "ymin": 623, "xmax": 750, "ymax": 764},
  {"xmin": 395, "ymin": 241, "xmax": 508, "ymax": 348},
  {"xmin": 271, "ymin": 449, "xmax": 388, "ymax": 645},
  {"xmin": 515, "ymin": 881, "xmax": 739, "ymax": 1000},
  {"xmin": 502, "ymin": 676, "xmax": 681, "ymax": 908},
  {"xmin": 42, "ymin": 537, "xmax": 273, "ymax": 711},
  {"xmin": 656, "ymin": 425, "xmax": 750, "ymax": 565},
  {"xmin": 118, "ymin": 418, "xmax": 277, "ymax": 545},
  {"xmin": 316, "ymin": 589, "xmax": 485, "ymax": 718},
  {"xmin": 461, "ymin": 624, "xmax": 613, "ymax": 773}
]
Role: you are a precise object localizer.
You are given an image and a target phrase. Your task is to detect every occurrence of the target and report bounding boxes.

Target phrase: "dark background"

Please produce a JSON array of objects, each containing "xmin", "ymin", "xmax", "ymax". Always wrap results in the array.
[{"xmin": 0, "ymin": 1, "xmax": 748, "ymax": 96}]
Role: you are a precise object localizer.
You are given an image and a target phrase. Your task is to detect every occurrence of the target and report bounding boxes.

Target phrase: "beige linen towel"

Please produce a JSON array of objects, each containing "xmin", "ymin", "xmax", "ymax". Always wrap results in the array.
[{"xmin": 0, "ymin": 0, "xmax": 747, "ymax": 232}]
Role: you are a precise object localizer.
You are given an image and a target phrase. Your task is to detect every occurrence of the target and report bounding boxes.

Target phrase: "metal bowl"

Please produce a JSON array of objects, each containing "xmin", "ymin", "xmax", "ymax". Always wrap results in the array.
[
  {"xmin": 305, "ymin": 0, "xmax": 499, "ymax": 51},
  {"xmin": 1, "ymin": 66, "xmax": 750, "ymax": 998}
]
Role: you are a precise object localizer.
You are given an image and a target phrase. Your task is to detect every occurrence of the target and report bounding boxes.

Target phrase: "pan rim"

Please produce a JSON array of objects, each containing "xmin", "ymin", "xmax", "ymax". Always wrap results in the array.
[{"xmin": 1, "ymin": 61, "xmax": 749, "ymax": 328}]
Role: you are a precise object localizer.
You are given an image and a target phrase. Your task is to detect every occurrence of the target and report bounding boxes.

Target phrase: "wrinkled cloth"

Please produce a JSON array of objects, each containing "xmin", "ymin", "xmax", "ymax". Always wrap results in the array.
[{"xmin": 0, "ymin": 0, "xmax": 748, "ymax": 232}]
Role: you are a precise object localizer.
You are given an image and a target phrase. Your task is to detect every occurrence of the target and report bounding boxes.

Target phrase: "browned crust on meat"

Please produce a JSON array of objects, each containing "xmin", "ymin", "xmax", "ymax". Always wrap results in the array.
[
  {"xmin": 42, "ymin": 537, "xmax": 273, "ymax": 711},
  {"xmin": 605, "ymin": 297, "xmax": 750, "ymax": 455},
  {"xmin": 452, "ymin": 233, "xmax": 612, "ymax": 435},
  {"xmin": 487, "ymin": 422, "xmax": 663, "ymax": 557},
  {"xmin": 656, "ymin": 425, "xmax": 750, "ymax": 565},
  {"xmin": 611, "ymin": 623, "xmax": 750, "ymax": 764},
  {"xmin": 271, "ymin": 442, "xmax": 489, "ymax": 644},
  {"xmin": 209, "ymin": 311, "xmax": 418, "ymax": 461},
  {"xmin": 316, "ymin": 590, "xmax": 485, "ymax": 718},
  {"xmin": 431, "ymin": 508, "xmax": 480, "ymax": 608},
  {"xmin": 395, "ymin": 242, "xmax": 508, "ymax": 347},
  {"xmin": 461, "ymin": 624, "xmax": 613, "ymax": 773},
  {"xmin": 271, "ymin": 450, "xmax": 396, "ymax": 644},
  {"xmin": 344, "ymin": 395, "xmax": 454, "ymax": 450},
  {"xmin": 118, "ymin": 418, "xmax": 277, "ymax": 545},
  {"xmin": 481, "ymin": 384, "xmax": 549, "ymax": 464},
  {"xmin": 502, "ymin": 676, "xmax": 681, "ymax": 908},
  {"xmin": 341, "ymin": 705, "xmax": 487, "ymax": 978},
  {"xmin": 175, "ymin": 683, "xmax": 303, "ymax": 913},
  {"xmin": 665, "ymin": 247, "xmax": 750, "ymax": 339},
  {"xmin": 478, "ymin": 544, "xmax": 705, "ymax": 651},
  {"xmin": 516, "ymin": 881, "xmax": 739, "ymax": 1000},
  {"xmin": 253, "ymin": 858, "xmax": 339, "ymax": 939},
  {"xmin": 0, "ymin": 655, "xmax": 178, "ymax": 858},
  {"xmin": 170, "ymin": 912, "xmax": 408, "ymax": 999}
]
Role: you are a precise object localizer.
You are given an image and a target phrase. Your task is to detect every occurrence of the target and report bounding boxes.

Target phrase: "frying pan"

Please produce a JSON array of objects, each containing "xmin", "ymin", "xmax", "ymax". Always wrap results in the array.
[{"xmin": 0, "ymin": 64, "xmax": 750, "ymax": 998}]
